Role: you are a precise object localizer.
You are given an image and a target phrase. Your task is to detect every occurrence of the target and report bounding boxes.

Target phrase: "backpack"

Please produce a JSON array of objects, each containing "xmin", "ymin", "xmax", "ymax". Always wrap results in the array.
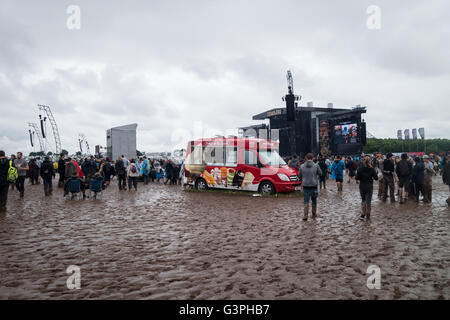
[
  {"xmin": 8, "ymin": 160, "xmax": 18, "ymax": 183},
  {"xmin": 131, "ymin": 164, "xmax": 137, "ymax": 174},
  {"xmin": 352, "ymin": 161, "xmax": 358, "ymax": 170},
  {"xmin": 81, "ymin": 161, "xmax": 89, "ymax": 173},
  {"xmin": 398, "ymin": 161, "xmax": 410, "ymax": 176},
  {"xmin": 103, "ymin": 162, "xmax": 111, "ymax": 175},
  {"xmin": 42, "ymin": 163, "xmax": 50, "ymax": 175}
]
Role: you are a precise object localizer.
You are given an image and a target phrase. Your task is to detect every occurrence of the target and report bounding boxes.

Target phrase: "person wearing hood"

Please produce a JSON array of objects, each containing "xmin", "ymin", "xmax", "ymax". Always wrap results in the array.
[
  {"xmin": 298, "ymin": 153, "xmax": 322, "ymax": 221},
  {"xmin": 9, "ymin": 154, "xmax": 16, "ymax": 191},
  {"xmin": 64, "ymin": 158, "xmax": 77, "ymax": 197},
  {"xmin": 0, "ymin": 151, "xmax": 10, "ymax": 212},
  {"xmin": 28, "ymin": 158, "xmax": 40, "ymax": 185},
  {"xmin": 330, "ymin": 156, "xmax": 345, "ymax": 191},
  {"xmin": 318, "ymin": 157, "xmax": 329, "ymax": 190},
  {"xmin": 164, "ymin": 160, "xmax": 174, "ymax": 185},
  {"xmin": 141, "ymin": 156, "xmax": 150, "ymax": 185},
  {"xmin": 412, "ymin": 157, "xmax": 425, "ymax": 202},
  {"xmin": 356, "ymin": 156, "xmax": 378, "ymax": 219},
  {"xmin": 40, "ymin": 156, "xmax": 55, "ymax": 196}
]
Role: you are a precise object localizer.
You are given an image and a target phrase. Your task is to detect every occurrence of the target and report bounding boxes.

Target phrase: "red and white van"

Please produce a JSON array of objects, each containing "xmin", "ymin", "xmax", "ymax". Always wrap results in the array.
[{"xmin": 183, "ymin": 137, "xmax": 301, "ymax": 194}]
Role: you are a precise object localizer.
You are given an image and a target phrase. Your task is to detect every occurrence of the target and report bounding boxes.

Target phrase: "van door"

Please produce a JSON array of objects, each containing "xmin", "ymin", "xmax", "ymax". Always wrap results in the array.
[
  {"xmin": 202, "ymin": 145, "xmax": 224, "ymax": 188},
  {"xmin": 222, "ymin": 146, "xmax": 238, "ymax": 189},
  {"xmin": 234, "ymin": 149, "xmax": 262, "ymax": 191}
]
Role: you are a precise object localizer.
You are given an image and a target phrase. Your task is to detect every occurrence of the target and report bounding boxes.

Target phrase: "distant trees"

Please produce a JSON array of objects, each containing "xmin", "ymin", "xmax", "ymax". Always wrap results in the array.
[
  {"xmin": 29, "ymin": 151, "xmax": 45, "ymax": 157},
  {"xmin": 363, "ymin": 138, "xmax": 450, "ymax": 154},
  {"xmin": 136, "ymin": 150, "xmax": 144, "ymax": 156}
]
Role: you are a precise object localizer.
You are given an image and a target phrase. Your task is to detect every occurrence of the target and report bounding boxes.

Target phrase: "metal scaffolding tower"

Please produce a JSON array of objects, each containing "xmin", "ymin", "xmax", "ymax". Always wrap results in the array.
[
  {"xmin": 78, "ymin": 133, "xmax": 91, "ymax": 155},
  {"xmin": 28, "ymin": 122, "xmax": 45, "ymax": 153},
  {"xmin": 38, "ymin": 104, "xmax": 62, "ymax": 155}
]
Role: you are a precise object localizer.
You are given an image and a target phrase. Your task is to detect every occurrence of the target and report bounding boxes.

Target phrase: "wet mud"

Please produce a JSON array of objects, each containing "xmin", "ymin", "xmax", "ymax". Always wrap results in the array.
[{"xmin": 0, "ymin": 176, "xmax": 449, "ymax": 299}]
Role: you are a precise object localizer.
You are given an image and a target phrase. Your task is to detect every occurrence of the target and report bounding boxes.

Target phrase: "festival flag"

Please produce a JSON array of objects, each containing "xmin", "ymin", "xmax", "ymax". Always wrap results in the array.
[
  {"xmin": 404, "ymin": 129, "xmax": 410, "ymax": 140},
  {"xmin": 418, "ymin": 128, "xmax": 425, "ymax": 139}
]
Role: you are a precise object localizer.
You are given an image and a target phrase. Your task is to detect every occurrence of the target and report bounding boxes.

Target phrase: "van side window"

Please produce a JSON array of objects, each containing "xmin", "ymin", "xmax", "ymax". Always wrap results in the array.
[
  {"xmin": 204, "ymin": 146, "xmax": 224, "ymax": 166},
  {"xmin": 225, "ymin": 147, "xmax": 237, "ymax": 167},
  {"xmin": 186, "ymin": 145, "xmax": 204, "ymax": 165},
  {"xmin": 244, "ymin": 150, "xmax": 258, "ymax": 166}
]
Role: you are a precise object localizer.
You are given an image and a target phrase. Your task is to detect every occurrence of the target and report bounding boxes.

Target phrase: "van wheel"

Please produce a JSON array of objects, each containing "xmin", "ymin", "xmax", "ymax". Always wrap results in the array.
[
  {"xmin": 259, "ymin": 181, "xmax": 275, "ymax": 195},
  {"xmin": 196, "ymin": 178, "xmax": 208, "ymax": 191}
]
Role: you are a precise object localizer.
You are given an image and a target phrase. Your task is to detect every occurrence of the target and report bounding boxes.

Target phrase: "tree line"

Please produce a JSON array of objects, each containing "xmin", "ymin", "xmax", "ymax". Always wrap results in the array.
[{"xmin": 363, "ymin": 138, "xmax": 450, "ymax": 154}]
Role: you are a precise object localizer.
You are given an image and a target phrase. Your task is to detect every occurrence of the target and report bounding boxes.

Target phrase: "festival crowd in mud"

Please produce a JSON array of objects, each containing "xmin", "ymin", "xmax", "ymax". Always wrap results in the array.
[
  {"xmin": 1, "ymin": 149, "xmax": 449, "ymax": 217},
  {"xmin": 0, "ymin": 152, "xmax": 184, "ymax": 205}
]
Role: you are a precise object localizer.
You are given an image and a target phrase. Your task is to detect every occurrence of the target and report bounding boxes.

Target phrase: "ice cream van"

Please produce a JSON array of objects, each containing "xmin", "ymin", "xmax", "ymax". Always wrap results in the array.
[{"xmin": 183, "ymin": 137, "xmax": 301, "ymax": 194}]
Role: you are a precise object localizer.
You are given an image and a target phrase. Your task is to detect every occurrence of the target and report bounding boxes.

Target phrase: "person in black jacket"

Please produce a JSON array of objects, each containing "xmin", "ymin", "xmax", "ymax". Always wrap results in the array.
[
  {"xmin": 442, "ymin": 155, "xmax": 450, "ymax": 206},
  {"xmin": 356, "ymin": 156, "xmax": 378, "ymax": 219},
  {"xmin": 58, "ymin": 153, "xmax": 67, "ymax": 188},
  {"xmin": 0, "ymin": 151, "xmax": 10, "ymax": 212},
  {"xmin": 395, "ymin": 153, "xmax": 413, "ymax": 204},
  {"xmin": 164, "ymin": 160, "xmax": 174, "ymax": 185},
  {"xmin": 114, "ymin": 156, "xmax": 127, "ymax": 190},
  {"xmin": 28, "ymin": 158, "xmax": 40, "ymax": 185},
  {"xmin": 40, "ymin": 157, "xmax": 55, "ymax": 196},
  {"xmin": 318, "ymin": 157, "xmax": 329, "ymax": 190},
  {"xmin": 412, "ymin": 157, "xmax": 425, "ymax": 202},
  {"xmin": 382, "ymin": 153, "xmax": 396, "ymax": 203},
  {"xmin": 100, "ymin": 158, "xmax": 114, "ymax": 187}
]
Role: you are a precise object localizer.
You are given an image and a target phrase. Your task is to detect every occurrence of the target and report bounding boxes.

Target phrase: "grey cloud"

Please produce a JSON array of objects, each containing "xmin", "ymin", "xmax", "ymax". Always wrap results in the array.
[{"xmin": 0, "ymin": 0, "xmax": 449, "ymax": 155}]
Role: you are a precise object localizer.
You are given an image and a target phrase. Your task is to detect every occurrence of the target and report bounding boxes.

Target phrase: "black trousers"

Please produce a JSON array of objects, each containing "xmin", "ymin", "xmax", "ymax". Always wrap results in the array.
[
  {"xmin": 58, "ymin": 173, "xmax": 65, "ymax": 188},
  {"xmin": 118, "ymin": 174, "xmax": 127, "ymax": 189},
  {"xmin": 43, "ymin": 177, "xmax": 53, "ymax": 193},
  {"xmin": 15, "ymin": 176, "xmax": 26, "ymax": 194},
  {"xmin": 415, "ymin": 182, "xmax": 425, "ymax": 201},
  {"xmin": 359, "ymin": 183, "xmax": 374, "ymax": 206},
  {"xmin": 0, "ymin": 184, "xmax": 8, "ymax": 209},
  {"xmin": 382, "ymin": 174, "xmax": 395, "ymax": 200},
  {"xmin": 128, "ymin": 177, "xmax": 138, "ymax": 190}
]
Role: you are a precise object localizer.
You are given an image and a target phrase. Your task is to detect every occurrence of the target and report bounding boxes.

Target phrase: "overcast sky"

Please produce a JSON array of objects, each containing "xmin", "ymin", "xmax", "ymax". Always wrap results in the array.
[{"xmin": 1, "ymin": 0, "xmax": 449, "ymax": 155}]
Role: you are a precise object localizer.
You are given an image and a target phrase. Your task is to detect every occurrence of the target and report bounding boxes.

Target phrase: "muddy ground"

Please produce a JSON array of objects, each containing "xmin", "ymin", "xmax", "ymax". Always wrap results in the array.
[{"xmin": 0, "ymin": 176, "xmax": 449, "ymax": 299}]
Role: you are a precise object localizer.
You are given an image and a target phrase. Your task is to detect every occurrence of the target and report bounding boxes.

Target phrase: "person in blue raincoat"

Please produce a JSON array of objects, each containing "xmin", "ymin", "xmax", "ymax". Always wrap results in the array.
[
  {"xmin": 141, "ymin": 156, "xmax": 150, "ymax": 185},
  {"xmin": 330, "ymin": 156, "xmax": 345, "ymax": 191}
]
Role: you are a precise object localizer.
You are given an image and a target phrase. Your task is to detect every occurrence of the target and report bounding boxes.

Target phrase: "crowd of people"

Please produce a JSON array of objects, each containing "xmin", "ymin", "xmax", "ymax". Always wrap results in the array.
[
  {"xmin": 0, "ymin": 151, "xmax": 184, "ymax": 210},
  {"xmin": 296, "ymin": 152, "xmax": 450, "ymax": 221},
  {"xmin": 1, "ymin": 150, "xmax": 449, "ymax": 218}
]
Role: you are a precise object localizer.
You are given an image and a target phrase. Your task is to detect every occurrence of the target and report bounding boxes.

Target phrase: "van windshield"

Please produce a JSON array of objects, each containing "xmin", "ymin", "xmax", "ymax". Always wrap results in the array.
[{"xmin": 258, "ymin": 150, "xmax": 286, "ymax": 167}]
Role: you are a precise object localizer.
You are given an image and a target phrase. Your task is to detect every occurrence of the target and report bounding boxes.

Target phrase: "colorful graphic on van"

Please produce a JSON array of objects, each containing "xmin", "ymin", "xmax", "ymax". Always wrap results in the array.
[{"xmin": 195, "ymin": 167, "xmax": 259, "ymax": 191}]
